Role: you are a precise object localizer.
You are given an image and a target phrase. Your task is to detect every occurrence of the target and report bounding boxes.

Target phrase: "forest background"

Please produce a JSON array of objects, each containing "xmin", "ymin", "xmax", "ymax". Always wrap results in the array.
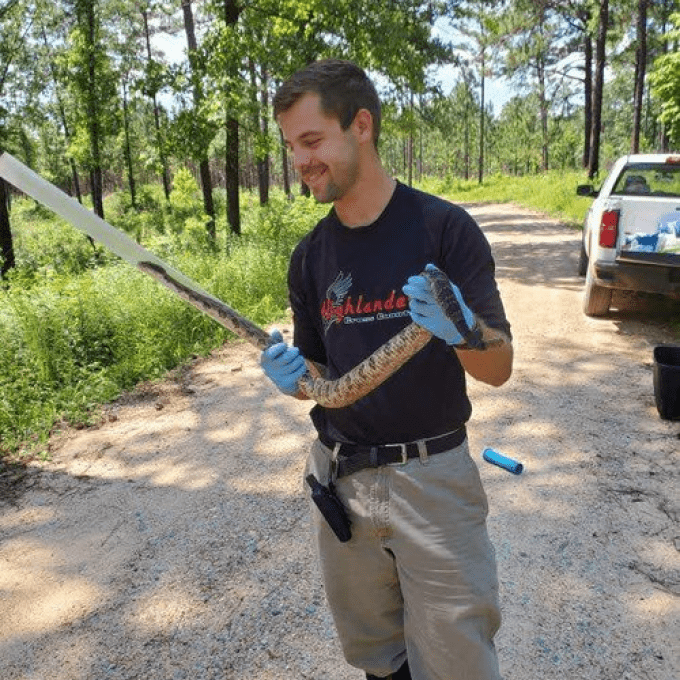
[{"xmin": 1, "ymin": 0, "xmax": 680, "ymax": 458}]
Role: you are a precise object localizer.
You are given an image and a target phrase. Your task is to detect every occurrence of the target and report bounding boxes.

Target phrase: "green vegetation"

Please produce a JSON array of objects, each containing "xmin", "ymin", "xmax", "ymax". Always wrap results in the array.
[
  {"xmin": 1, "ymin": 184, "xmax": 327, "ymax": 458},
  {"xmin": 421, "ymin": 169, "xmax": 593, "ymax": 227}
]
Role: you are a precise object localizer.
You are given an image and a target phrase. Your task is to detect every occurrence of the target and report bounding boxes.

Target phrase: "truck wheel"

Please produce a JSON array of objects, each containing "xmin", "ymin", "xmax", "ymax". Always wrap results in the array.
[
  {"xmin": 577, "ymin": 238, "xmax": 588, "ymax": 276},
  {"xmin": 583, "ymin": 267, "xmax": 612, "ymax": 317}
]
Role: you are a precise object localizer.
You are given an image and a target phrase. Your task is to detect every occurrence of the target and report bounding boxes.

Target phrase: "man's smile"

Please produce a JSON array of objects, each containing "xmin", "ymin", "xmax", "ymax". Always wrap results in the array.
[{"xmin": 302, "ymin": 165, "xmax": 327, "ymax": 185}]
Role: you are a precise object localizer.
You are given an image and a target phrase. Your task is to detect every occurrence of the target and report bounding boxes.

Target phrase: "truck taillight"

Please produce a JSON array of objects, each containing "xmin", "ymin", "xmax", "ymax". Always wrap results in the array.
[{"xmin": 599, "ymin": 210, "xmax": 619, "ymax": 248}]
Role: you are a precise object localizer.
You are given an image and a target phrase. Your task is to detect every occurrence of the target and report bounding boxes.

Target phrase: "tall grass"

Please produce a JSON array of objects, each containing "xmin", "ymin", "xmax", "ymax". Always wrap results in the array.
[
  {"xmin": 418, "ymin": 169, "xmax": 593, "ymax": 227},
  {"xmin": 1, "ymin": 188, "xmax": 327, "ymax": 457}
]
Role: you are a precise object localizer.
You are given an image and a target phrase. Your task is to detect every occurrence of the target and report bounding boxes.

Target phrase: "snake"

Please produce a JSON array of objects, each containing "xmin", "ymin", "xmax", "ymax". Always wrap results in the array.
[{"xmin": 138, "ymin": 262, "xmax": 501, "ymax": 409}]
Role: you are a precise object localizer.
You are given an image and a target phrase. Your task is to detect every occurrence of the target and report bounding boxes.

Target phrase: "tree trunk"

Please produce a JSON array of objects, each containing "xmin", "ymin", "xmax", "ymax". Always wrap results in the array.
[
  {"xmin": 225, "ymin": 118, "xmax": 240, "ymax": 235},
  {"xmin": 121, "ymin": 82, "xmax": 136, "ymax": 209},
  {"xmin": 42, "ymin": 18, "xmax": 93, "ymax": 247},
  {"xmin": 182, "ymin": 0, "xmax": 216, "ymax": 238},
  {"xmin": 535, "ymin": 9, "xmax": 549, "ymax": 173},
  {"xmin": 41, "ymin": 26, "xmax": 83, "ymax": 203},
  {"xmin": 0, "ymin": 177, "xmax": 14, "ymax": 278},
  {"xmin": 464, "ymin": 113, "xmax": 470, "ymax": 181},
  {"xmin": 248, "ymin": 58, "xmax": 269, "ymax": 206},
  {"xmin": 69, "ymin": 159, "xmax": 83, "ymax": 202},
  {"xmin": 631, "ymin": 0, "xmax": 647, "ymax": 153},
  {"xmin": 199, "ymin": 160, "xmax": 215, "ymax": 238},
  {"xmin": 588, "ymin": 0, "xmax": 608, "ymax": 180},
  {"xmin": 538, "ymin": 56, "xmax": 549, "ymax": 172},
  {"xmin": 141, "ymin": 8, "xmax": 171, "ymax": 201},
  {"xmin": 657, "ymin": 0, "xmax": 672, "ymax": 152},
  {"xmin": 407, "ymin": 92, "xmax": 414, "ymax": 187},
  {"xmin": 479, "ymin": 51, "xmax": 485, "ymax": 185},
  {"xmin": 582, "ymin": 32, "xmax": 592, "ymax": 168},
  {"xmin": 419, "ymin": 120, "xmax": 423, "ymax": 182},
  {"xmin": 258, "ymin": 70, "xmax": 270, "ymax": 206},
  {"xmin": 84, "ymin": 0, "xmax": 104, "ymax": 218},
  {"xmin": 224, "ymin": 0, "xmax": 241, "ymax": 234},
  {"xmin": 279, "ymin": 128, "xmax": 292, "ymax": 198}
]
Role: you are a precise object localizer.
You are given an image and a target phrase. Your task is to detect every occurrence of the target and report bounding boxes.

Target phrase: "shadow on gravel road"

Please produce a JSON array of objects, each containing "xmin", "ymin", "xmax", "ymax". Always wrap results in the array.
[{"xmin": 465, "ymin": 203, "xmax": 679, "ymax": 680}]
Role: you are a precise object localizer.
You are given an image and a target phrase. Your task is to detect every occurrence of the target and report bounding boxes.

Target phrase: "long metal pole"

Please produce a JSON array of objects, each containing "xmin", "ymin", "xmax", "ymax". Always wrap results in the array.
[{"xmin": 0, "ymin": 152, "xmax": 270, "ymax": 348}]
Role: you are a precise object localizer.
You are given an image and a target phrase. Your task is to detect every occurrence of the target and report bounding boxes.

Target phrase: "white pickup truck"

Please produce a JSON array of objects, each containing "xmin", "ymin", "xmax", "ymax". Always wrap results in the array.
[{"xmin": 577, "ymin": 153, "xmax": 680, "ymax": 316}]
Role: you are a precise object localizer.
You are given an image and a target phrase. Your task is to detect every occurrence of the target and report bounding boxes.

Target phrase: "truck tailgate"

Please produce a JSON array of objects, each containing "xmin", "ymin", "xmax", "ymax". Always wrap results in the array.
[
  {"xmin": 617, "ymin": 198, "xmax": 680, "ymax": 236},
  {"xmin": 616, "ymin": 251, "xmax": 680, "ymax": 267}
]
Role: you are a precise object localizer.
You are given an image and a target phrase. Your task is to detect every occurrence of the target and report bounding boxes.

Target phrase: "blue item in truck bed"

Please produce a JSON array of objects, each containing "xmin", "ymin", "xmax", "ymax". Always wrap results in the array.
[
  {"xmin": 623, "ymin": 232, "xmax": 659, "ymax": 252},
  {"xmin": 623, "ymin": 213, "xmax": 680, "ymax": 253},
  {"xmin": 656, "ymin": 211, "xmax": 680, "ymax": 236}
]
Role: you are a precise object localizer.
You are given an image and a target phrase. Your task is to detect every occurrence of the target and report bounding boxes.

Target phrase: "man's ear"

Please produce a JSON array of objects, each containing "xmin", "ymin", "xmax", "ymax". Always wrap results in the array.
[{"xmin": 352, "ymin": 108, "xmax": 374, "ymax": 143}]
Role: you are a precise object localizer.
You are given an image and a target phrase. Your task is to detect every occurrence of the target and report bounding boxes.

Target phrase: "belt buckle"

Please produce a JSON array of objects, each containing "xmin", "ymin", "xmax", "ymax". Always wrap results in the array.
[{"xmin": 388, "ymin": 443, "xmax": 409, "ymax": 467}]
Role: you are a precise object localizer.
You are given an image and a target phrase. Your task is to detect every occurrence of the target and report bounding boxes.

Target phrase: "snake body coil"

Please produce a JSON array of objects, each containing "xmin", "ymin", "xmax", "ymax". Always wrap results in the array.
[{"xmin": 138, "ymin": 262, "xmax": 492, "ymax": 409}]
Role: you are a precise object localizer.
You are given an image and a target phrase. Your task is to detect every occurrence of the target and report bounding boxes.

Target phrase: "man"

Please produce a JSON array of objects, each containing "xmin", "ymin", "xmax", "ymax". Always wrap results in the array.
[{"xmin": 261, "ymin": 59, "xmax": 512, "ymax": 680}]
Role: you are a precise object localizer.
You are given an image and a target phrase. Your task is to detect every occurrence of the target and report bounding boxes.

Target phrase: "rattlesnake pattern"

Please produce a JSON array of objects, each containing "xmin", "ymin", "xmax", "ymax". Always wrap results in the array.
[{"xmin": 138, "ymin": 262, "xmax": 493, "ymax": 409}]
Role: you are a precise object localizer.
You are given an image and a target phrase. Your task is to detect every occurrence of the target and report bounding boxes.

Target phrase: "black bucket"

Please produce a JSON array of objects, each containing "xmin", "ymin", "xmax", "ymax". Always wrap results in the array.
[{"xmin": 653, "ymin": 345, "xmax": 680, "ymax": 420}]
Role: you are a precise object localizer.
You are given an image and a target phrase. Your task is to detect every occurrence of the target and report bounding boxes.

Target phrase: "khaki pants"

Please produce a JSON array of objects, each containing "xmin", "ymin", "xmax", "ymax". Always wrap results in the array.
[{"xmin": 305, "ymin": 438, "xmax": 503, "ymax": 680}]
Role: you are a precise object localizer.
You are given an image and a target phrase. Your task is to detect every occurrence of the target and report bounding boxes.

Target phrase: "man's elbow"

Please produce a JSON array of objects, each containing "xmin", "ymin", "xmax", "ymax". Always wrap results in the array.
[
  {"xmin": 461, "ymin": 343, "xmax": 513, "ymax": 387},
  {"xmin": 490, "ymin": 345, "xmax": 514, "ymax": 386},
  {"xmin": 485, "ymin": 364, "xmax": 513, "ymax": 387}
]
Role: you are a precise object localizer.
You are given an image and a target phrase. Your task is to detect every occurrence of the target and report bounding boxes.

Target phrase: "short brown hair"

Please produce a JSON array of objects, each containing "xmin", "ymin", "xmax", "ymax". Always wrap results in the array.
[{"xmin": 273, "ymin": 59, "xmax": 382, "ymax": 146}]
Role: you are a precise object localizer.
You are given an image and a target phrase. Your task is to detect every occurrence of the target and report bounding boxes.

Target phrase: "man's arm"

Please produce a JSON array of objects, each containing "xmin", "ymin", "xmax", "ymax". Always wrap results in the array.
[
  {"xmin": 403, "ymin": 265, "xmax": 513, "ymax": 387},
  {"xmin": 455, "ymin": 320, "xmax": 513, "ymax": 386}
]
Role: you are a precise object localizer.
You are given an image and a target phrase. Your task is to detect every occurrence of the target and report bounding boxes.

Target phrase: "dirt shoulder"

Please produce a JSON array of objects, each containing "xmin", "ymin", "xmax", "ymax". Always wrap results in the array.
[{"xmin": 1, "ymin": 203, "xmax": 678, "ymax": 680}]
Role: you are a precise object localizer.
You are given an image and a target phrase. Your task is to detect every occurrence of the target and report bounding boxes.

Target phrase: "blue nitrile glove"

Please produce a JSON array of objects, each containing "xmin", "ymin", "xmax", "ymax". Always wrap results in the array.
[
  {"xmin": 402, "ymin": 264, "xmax": 476, "ymax": 346},
  {"xmin": 260, "ymin": 329, "xmax": 308, "ymax": 395}
]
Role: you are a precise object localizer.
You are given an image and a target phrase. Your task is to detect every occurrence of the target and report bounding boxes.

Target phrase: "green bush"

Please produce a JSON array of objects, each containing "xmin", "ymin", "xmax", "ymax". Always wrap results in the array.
[
  {"xmin": 10, "ymin": 202, "xmax": 105, "ymax": 282},
  {"xmin": 1, "ymin": 189, "xmax": 327, "ymax": 457},
  {"xmin": 418, "ymin": 170, "xmax": 592, "ymax": 227}
]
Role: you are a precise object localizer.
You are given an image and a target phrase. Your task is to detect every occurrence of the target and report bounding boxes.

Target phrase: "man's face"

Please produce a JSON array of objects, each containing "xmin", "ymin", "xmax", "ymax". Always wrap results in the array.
[{"xmin": 278, "ymin": 93, "xmax": 361, "ymax": 204}]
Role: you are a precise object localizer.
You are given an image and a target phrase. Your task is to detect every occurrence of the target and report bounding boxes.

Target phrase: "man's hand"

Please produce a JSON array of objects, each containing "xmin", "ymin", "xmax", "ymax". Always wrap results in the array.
[
  {"xmin": 261, "ymin": 329, "xmax": 308, "ymax": 395},
  {"xmin": 402, "ymin": 264, "xmax": 476, "ymax": 346}
]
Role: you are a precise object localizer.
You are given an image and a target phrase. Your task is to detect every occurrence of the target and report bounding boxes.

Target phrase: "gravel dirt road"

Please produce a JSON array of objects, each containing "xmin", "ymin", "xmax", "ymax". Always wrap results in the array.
[{"xmin": 1, "ymin": 203, "xmax": 679, "ymax": 680}]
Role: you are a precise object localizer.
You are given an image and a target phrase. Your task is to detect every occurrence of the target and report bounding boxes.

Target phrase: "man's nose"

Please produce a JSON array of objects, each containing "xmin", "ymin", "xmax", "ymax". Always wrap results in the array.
[{"xmin": 292, "ymin": 147, "xmax": 311, "ymax": 171}]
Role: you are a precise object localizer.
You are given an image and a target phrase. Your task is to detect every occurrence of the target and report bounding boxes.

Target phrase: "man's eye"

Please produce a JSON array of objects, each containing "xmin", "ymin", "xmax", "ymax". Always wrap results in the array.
[{"xmin": 306, "ymin": 138, "xmax": 321, "ymax": 148}]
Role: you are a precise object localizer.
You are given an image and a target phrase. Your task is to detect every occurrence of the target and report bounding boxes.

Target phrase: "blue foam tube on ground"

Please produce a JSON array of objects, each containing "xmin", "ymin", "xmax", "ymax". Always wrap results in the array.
[{"xmin": 482, "ymin": 448, "xmax": 524, "ymax": 475}]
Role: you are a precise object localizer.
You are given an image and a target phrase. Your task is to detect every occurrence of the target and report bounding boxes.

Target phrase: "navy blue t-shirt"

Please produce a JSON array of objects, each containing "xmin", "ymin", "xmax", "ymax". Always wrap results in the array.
[{"xmin": 288, "ymin": 182, "xmax": 510, "ymax": 446}]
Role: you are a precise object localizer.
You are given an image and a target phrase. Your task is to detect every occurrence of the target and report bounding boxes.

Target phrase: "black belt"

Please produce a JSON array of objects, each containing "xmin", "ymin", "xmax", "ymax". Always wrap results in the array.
[{"xmin": 319, "ymin": 427, "xmax": 466, "ymax": 480}]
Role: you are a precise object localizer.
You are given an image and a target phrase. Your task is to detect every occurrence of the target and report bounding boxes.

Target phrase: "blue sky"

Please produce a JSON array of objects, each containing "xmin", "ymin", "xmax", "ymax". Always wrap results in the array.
[
  {"xmin": 431, "ymin": 16, "xmax": 516, "ymax": 115},
  {"xmin": 432, "ymin": 62, "xmax": 515, "ymax": 114},
  {"xmin": 151, "ymin": 23, "xmax": 517, "ymax": 117}
]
